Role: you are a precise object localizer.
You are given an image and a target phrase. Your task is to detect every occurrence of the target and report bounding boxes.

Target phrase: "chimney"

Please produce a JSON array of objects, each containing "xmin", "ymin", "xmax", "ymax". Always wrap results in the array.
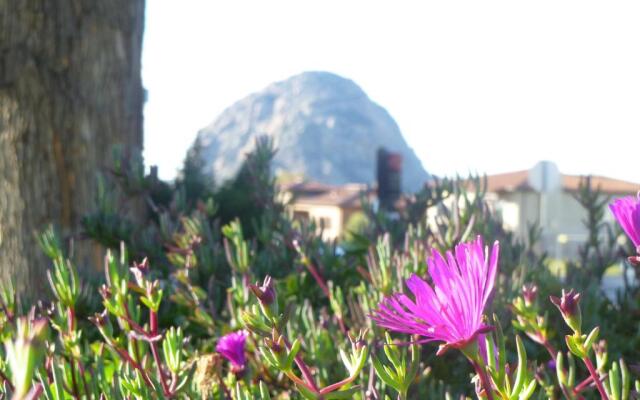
[{"xmin": 376, "ymin": 147, "xmax": 402, "ymax": 211}]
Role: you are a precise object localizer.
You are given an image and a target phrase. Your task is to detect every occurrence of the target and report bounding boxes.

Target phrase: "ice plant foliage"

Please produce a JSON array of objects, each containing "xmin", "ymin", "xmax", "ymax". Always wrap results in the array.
[
  {"xmin": 371, "ymin": 236, "xmax": 499, "ymax": 353},
  {"xmin": 4, "ymin": 165, "xmax": 640, "ymax": 399},
  {"xmin": 216, "ymin": 330, "xmax": 249, "ymax": 373}
]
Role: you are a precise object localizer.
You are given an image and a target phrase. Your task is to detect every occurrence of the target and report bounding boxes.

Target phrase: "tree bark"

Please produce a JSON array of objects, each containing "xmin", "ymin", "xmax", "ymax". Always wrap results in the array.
[{"xmin": 0, "ymin": 0, "xmax": 145, "ymax": 296}]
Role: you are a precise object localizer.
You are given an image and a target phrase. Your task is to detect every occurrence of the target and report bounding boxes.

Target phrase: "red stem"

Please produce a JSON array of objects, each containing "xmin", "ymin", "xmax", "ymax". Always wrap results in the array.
[
  {"xmin": 149, "ymin": 310, "xmax": 172, "ymax": 397},
  {"xmin": 294, "ymin": 352, "xmax": 319, "ymax": 393},
  {"xmin": 320, "ymin": 374, "xmax": 357, "ymax": 395},
  {"xmin": 122, "ymin": 306, "xmax": 147, "ymax": 335},
  {"xmin": 574, "ymin": 375, "xmax": 594, "ymax": 393},
  {"xmin": 284, "ymin": 370, "xmax": 315, "ymax": 392},
  {"xmin": 311, "ymin": 261, "xmax": 348, "ymax": 335},
  {"xmin": 0, "ymin": 368, "xmax": 14, "ymax": 391},
  {"xmin": 356, "ymin": 265, "xmax": 372, "ymax": 283},
  {"xmin": 169, "ymin": 371, "xmax": 178, "ymax": 393},
  {"xmin": 0, "ymin": 295, "xmax": 14, "ymax": 323},
  {"xmin": 541, "ymin": 340, "xmax": 578, "ymax": 400},
  {"xmin": 109, "ymin": 342, "xmax": 153, "ymax": 387},
  {"xmin": 68, "ymin": 356, "xmax": 80, "ymax": 399},
  {"xmin": 77, "ymin": 361, "xmax": 91, "ymax": 398},
  {"xmin": 304, "ymin": 261, "xmax": 330, "ymax": 298},
  {"xmin": 471, "ymin": 360, "xmax": 495, "ymax": 400},
  {"xmin": 24, "ymin": 383, "xmax": 44, "ymax": 400},
  {"xmin": 67, "ymin": 307, "xmax": 76, "ymax": 332},
  {"xmin": 337, "ymin": 316, "xmax": 348, "ymax": 335},
  {"xmin": 218, "ymin": 374, "xmax": 232, "ymax": 399},
  {"xmin": 304, "ymin": 260, "xmax": 349, "ymax": 335},
  {"xmin": 283, "ymin": 337, "xmax": 319, "ymax": 392},
  {"xmin": 299, "ymin": 257, "xmax": 352, "ymax": 369},
  {"xmin": 541, "ymin": 340, "xmax": 557, "ymax": 359},
  {"xmin": 583, "ymin": 357, "xmax": 609, "ymax": 400}
]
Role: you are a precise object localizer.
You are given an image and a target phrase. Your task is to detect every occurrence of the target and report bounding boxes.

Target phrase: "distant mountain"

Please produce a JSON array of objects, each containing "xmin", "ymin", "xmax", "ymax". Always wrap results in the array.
[{"xmin": 194, "ymin": 71, "xmax": 430, "ymax": 192}]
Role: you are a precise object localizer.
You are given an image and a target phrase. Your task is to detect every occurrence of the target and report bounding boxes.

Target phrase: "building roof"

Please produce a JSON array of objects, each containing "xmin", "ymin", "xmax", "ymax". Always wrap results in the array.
[
  {"xmin": 561, "ymin": 175, "xmax": 639, "ymax": 194},
  {"xmin": 280, "ymin": 180, "xmax": 334, "ymax": 195},
  {"xmin": 484, "ymin": 170, "xmax": 639, "ymax": 195},
  {"xmin": 484, "ymin": 170, "xmax": 531, "ymax": 192},
  {"xmin": 280, "ymin": 180, "xmax": 370, "ymax": 208}
]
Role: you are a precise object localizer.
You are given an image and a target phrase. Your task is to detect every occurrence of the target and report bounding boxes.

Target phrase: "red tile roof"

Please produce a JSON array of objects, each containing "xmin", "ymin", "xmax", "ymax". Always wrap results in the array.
[
  {"xmin": 280, "ymin": 181, "xmax": 370, "ymax": 208},
  {"xmin": 484, "ymin": 170, "xmax": 639, "ymax": 195}
]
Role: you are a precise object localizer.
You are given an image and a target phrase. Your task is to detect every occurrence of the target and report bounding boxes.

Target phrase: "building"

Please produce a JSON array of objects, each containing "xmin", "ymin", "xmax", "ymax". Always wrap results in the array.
[
  {"xmin": 279, "ymin": 181, "xmax": 371, "ymax": 240},
  {"xmin": 483, "ymin": 163, "xmax": 639, "ymax": 259},
  {"xmin": 280, "ymin": 162, "xmax": 639, "ymax": 257}
]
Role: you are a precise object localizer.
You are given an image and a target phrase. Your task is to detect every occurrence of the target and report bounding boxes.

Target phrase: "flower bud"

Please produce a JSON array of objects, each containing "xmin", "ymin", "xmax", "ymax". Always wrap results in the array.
[
  {"xmin": 628, "ymin": 255, "xmax": 640, "ymax": 266},
  {"xmin": 89, "ymin": 310, "xmax": 108, "ymax": 327},
  {"xmin": 249, "ymin": 276, "xmax": 276, "ymax": 306},
  {"xmin": 265, "ymin": 329, "xmax": 285, "ymax": 354},
  {"xmin": 550, "ymin": 289, "xmax": 582, "ymax": 334},
  {"xmin": 89, "ymin": 310, "xmax": 113, "ymax": 339},
  {"xmin": 522, "ymin": 284, "xmax": 538, "ymax": 307},
  {"xmin": 191, "ymin": 235, "xmax": 203, "ymax": 248},
  {"xmin": 130, "ymin": 258, "xmax": 149, "ymax": 288},
  {"xmin": 347, "ymin": 329, "xmax": 368, "ymax": 351},
  {"xmin": 594, "ymin": 339, "xmax": 608, "ymax": 372},
  {"xmin": 98, "ymin": 284, "xmax": 111, "ymax": 300}
]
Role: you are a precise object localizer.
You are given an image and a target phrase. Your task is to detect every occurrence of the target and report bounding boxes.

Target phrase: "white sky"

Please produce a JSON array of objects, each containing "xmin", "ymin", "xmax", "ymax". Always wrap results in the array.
[{"xmin": 143, "ymin": 1, "xmax": 640, "ymax": 184}]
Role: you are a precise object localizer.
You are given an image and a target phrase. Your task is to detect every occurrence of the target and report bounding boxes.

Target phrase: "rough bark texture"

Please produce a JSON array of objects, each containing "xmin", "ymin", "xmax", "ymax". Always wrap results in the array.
[{"xmin": 0, "ymin": 1, "xmax": 145, "ymax": 296}]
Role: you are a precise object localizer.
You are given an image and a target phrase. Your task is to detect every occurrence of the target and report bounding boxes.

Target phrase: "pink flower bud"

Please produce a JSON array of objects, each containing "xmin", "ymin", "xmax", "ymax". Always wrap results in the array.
[{"xmin": 550, "ymin": 289, "xmax": 582, "ymax": 333}]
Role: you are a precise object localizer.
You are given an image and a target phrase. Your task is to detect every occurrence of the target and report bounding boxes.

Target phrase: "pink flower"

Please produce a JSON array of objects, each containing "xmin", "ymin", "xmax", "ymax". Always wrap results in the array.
[
  {"xmin": 371, "ymin": 236, "xmax": 499, "ymax": 354},
  {"xmin": 216, "ymin": 330, "xmax": 248, "ymax": 372},
  {"xmin": 609, "ymin": 194, "xmax": 640, "ymax": 248}
]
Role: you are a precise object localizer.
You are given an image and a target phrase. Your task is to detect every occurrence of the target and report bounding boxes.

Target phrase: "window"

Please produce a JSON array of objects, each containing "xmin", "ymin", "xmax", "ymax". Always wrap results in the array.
[
  {"xmin": 318, "ymin": 217, "xmax": 332, "ymax": 229},
  {"xmin": 293, "ymin": 210, "xmax": 310, "ymax": 221}
]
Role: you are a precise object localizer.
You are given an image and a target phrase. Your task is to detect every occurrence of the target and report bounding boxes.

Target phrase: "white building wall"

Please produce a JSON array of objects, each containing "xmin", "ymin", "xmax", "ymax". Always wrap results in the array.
[
  {"xmin": 289, "ymin": 204, "xmax": 343, "ymax": 240},
  {"xmin": 493, "ymin": 190, "xmax": 626, "ymax": 259}
]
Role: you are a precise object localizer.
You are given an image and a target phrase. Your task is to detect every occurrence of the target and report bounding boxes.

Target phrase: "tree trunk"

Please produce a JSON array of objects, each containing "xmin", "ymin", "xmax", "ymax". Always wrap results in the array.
[{"xmin": 0, "ymin": 1, "xmax": 145, "ymax": 296}]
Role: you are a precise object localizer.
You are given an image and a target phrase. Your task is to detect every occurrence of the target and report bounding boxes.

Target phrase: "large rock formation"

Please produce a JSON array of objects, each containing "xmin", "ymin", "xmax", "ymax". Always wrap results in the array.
[{"xmin": 195, "ymin": 71, "xmax": 430, "ymax": 192}]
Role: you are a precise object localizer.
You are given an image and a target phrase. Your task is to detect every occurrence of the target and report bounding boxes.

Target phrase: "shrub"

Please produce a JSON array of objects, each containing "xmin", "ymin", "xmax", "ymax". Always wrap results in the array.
[{"xmin": 1, "ymin": 140, "xmax": 638, "ymax": 399}]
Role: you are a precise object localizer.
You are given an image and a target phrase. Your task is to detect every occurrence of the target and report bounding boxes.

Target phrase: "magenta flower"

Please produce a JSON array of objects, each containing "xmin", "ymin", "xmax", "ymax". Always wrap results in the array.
[
  {"xmin": 216, "ymin": 330, "xmax": 248, "ymax": 372},
  {"xmin": 609, "ymin": 194, "xmax": 640, "ymax": 248},
  {"xmin": 371, "ymin": 236, "xmax": 499, "ymax": 354}
]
